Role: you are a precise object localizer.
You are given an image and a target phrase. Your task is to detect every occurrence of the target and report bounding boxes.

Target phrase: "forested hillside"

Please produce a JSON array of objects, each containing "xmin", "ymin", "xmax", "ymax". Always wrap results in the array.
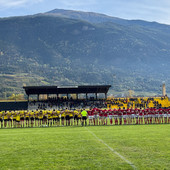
[{"xmin": 0, "ymin": 9, "xmax": 170, "ymax": 98}]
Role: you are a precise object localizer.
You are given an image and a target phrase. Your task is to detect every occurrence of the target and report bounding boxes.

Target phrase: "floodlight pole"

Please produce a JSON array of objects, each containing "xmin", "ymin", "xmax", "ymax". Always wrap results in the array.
[
  {"xmin": 37, "ymin": 94, "xmax": 39, "ymax": 101},
  {"xmin": 96, "ymin": 93, "xmax": 97, "ymax": 100},
  {"xmin": 105, "ymin": 93, "xmax": 107, "ymax": 100},
  {"xmin": 27, "ymin": 95, "xmax": 29, "ymax": 102}
]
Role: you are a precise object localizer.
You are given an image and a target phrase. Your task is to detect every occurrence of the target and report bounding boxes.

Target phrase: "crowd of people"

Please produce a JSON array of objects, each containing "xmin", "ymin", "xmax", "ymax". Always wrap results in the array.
[
  {"xmin": 0, "ymin": 107, "xmax": 170, "ymax": 128},
  {"xmin": 29, "ymin": 99, "xmax": 107, "ymax": 110},
  {"xmin": 107, "ymin": 96, "xmax": 168, "ymax": 109}
]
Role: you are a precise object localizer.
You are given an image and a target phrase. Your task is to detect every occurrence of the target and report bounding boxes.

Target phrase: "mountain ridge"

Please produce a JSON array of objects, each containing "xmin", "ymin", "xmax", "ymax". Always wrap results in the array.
[
  {"xmin": 45, "ymin": 9, "xmax": 170, "ymax": 28},
  {"xmin": 0, "ymin": 9, "xmax": 170, "ymax": 98}
]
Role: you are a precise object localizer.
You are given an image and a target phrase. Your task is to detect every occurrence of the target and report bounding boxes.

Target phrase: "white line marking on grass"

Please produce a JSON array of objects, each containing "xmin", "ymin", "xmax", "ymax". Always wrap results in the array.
[{"xmin": 86, "ymin": 127, "xmax": 137, "ymax": 170}]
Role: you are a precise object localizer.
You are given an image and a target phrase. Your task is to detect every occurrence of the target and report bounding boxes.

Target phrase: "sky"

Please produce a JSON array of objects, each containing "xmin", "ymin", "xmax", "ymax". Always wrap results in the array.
[{"xmin": 0, "ymin": 0, "xmax": 170, "ymax": 25}]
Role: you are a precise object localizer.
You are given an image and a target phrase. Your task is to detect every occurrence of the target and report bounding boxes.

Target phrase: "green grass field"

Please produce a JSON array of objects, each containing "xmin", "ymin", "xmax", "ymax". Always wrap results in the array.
[{"xmin": 0, "ymin": 124, "xmax": 170, "ymax": 170}]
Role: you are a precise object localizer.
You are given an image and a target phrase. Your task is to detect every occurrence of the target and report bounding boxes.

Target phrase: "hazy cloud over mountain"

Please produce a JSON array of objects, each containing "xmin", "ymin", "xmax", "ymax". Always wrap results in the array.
[{"xmin": 0, "ymin": 0, "xmax": 43, "ymax": 7}]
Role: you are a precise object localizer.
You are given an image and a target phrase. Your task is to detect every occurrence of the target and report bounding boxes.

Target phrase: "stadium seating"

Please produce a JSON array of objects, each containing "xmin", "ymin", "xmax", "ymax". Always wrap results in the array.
[{"xmin": 107, "ymin": 96, "xmax": 170, "ymax": 109}]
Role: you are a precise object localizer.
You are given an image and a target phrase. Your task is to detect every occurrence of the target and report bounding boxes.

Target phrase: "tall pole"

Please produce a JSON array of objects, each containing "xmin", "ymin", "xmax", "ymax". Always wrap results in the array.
[{"xmin": 162, "ymin": 82, "xmax": 166, "ymax": 96}]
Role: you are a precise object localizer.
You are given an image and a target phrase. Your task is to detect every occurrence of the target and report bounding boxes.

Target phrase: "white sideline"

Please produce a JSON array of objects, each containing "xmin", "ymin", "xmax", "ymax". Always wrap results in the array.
[{"xmin": 86, "ymin": 127, "xmax": 137, "ymax": 170}]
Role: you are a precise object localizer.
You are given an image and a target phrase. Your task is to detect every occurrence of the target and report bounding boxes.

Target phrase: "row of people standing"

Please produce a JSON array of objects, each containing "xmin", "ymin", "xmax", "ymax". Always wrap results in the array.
[
  {"xmin": 88, "ymin": 108, "xmax": 170, "ymax": 125},
  {"xmin": 0, "ymin": 109, "xmax": 82, "ymax": 128},
  {"xmin": 0, "ymin": 108, "xmax": 170, "ymax": 128}
]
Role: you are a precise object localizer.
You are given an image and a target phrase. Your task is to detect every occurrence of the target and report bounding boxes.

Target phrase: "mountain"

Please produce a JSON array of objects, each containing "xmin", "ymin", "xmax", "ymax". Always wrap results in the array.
[
  {"xmin": 45, "ymin": 9, "xmax": 126, "ymax": 24},
  {"xmin": 0, "ymin": 9, "xmax": 170, "ymax": 98},
  {"xmin": 45, "ymin": 9, "xmax": 170, "ymax": 31}
]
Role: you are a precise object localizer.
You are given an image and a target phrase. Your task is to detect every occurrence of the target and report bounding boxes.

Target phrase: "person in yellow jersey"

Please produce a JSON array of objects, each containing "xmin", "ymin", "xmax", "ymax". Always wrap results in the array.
[
  {"xmin": 34, "ymin": 109, "xmax": 39, "ymax": 127},
  {"xmin": 38, "ymin": 110, "xmax": 43, "ymax": 126},
  {"xmin": 30, "ymin": 110, "xmax": 35, "ymax": 128},
  {"xmin": 69, "ymin": 109, "xmax": 74, "ymax": 126},
  {"xmin": 65, "ymin": 108, "xmax": 70, "ymax": 126},
  {"xmin": 12, "ymin": 110, "xmax": 17, "ymax": 128},
  {"xmin": 16, "ymin": 111, "xmax": 20, "ymax": 128},
  {"xmin": 77, "ymin": 109, "xmax": 82, "ymax": 125},
  {"xmin": 60, "ymin": 110, "xmax": 65, "ymax": 126},
  {"xmin": 52, "ymin": 109, "xmax": 56, "ymax": 126},
  {"xmin": 7, "ymin": 110, "xmax": 12, "ymax": 128},
  {"xmin": 43, "ymin": 110, "xmax": 47, "ymax": 126},
  {"xmin": 25, "ymin": 110, "xmax": 30, "ymax": 127},
  {"xmin": 47, "ymin": 110, "xmax": 52, "ymax": 127},
  {"xmin": 81, "ymin": 109, "xmax": 88, "ymax": 126},
  {"xmin": 0, "ymin": 110, "xmax": 3, "ymax": 128},
  {"xmin": 56, "ymin": 110, "xmax": 61, "ymax": 126},
  {"xmin": 20, "ymin": 110, "xmax": 25, "ymax": 128},
  {"xmin": 4, "ymin": 111, "xmax": 8, "ymax": 128},
  {"xmin": 74, "ymin": 109, "xmax": 79, "ymax": 126},
  {"xmin": 53, "ymin": 109, "xmax": 60, "ymax": 126}
]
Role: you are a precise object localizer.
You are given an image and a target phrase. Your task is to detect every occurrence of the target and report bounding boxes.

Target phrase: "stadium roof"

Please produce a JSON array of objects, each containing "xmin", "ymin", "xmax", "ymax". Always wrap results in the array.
[{"xmin": 23, "ymin": 85, "xmax": 111, "ymax": 95}]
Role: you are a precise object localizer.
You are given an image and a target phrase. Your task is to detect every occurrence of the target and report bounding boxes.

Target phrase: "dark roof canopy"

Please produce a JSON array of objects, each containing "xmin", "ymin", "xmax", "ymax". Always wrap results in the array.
[{"xmin": 23, "ymin": 85, "xmax": 111, "ymax": 95}]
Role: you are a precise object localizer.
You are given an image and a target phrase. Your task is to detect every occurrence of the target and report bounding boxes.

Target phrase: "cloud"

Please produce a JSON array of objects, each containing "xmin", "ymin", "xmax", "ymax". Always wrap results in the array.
[
  {"xmin": 0, "ymin": 0, "xmax": 43, "ymax": 8},
  {"xmin": 55, "ymin": 0, "xmax": 97, "ymax": 10}
]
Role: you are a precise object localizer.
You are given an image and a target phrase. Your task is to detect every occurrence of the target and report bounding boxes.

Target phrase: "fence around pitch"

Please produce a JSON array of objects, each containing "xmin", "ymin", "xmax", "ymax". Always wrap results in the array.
[{"xmin": 0, "ymin": 101, "xmax": 28, "ymax": 111}]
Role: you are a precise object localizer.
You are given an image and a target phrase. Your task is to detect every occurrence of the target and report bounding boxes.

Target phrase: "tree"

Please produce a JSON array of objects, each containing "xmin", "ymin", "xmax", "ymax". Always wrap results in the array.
[
  {"xmin": 128, "ymin": 90, "xmax": 135, "ymax": 98},
  {"xmin": 8, "ymin": 94, "xmax": 25, "ymax": 100}
]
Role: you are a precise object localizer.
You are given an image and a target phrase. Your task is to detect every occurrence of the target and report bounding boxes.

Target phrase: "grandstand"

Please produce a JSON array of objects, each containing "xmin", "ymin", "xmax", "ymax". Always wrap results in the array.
[{"xmin": 23, "ymin": 85, "xmax": 111, "ymax": 110}]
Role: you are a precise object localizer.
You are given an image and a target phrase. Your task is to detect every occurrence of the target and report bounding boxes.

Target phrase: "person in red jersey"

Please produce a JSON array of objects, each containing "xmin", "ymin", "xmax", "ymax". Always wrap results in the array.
[
  {"xmin": 113, "ymin": 110, "xmax": 118, "ymax": 125},
  {"xmin": 148, "ymin": 110, "xmax": 153, "ymax": 124},
  {"xmin": 152, "ymin": 110, "xmax": 155, "ymax": 124},
  {"xmin": 90, "ymin": 109, "xmax": 95, "ymax": 125},
  {"xmin": 118, "ymin": 109, "xmax": 122, "ymax": 125},
  {"xmin": 127, "ymin": 110, "xmax": 131, "ymax": 125},
  {"xmin": 159, "ymin": 110, "xmax": 163, "ymax": 124},
  {"xmin": 153, "ymin": 109, "xmax": 157, "ymax": 124},
  {"xmin": 139, "ymin": 110, "xmax": 144, "ymax": 124},
  {"xmin": 155, "ymin": 109, "xmax": 159, "ymax": 124},
  {"xmin": 108, "ymin": 109, "xmax": 113, "ymax": 125},
  {"xmin": 131, "ymin": 110, "xmax": 136, "ymax": 125},
  {"xmin": 91, "ymin": 109, "xmax": 95, "ymax": 125},
  {"xmin": 122, "ymin": 110, "xmax": 127, "ymax": 125},
  {"xmin": 146, "ymin": 109, "xmax": 150, "ymax": 124},
  {"xmin": 168, "ymin": 109, "xmax": 170, "ymax": 123},
  {"xmin": 135, "ymin": 109, "xmax": 139, "ymax": 125},
  {"xmin": 151, "ymin": 109, "xmax": 155, "ymax": 124},
  {"xmin": 144, "ymin": 110, "xmax": 148, "ymax": 124},
  {"xmin": 163, "ymin": 109, "xmax": 168, "ymax": 124},
  {"xmin": 98, "ymin": 109, "xmax": 103, "ymax": 125},
  {"xmin": 88, "ymin": 109, "xmax": 93, "ymax": 126},
  {"xmin": 103, "ymin": 109, "xmax": 108, "ymax": 125},
  {"xmin": 93, "ymin": 108, "xmax": 99, "ymax": 125}
]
